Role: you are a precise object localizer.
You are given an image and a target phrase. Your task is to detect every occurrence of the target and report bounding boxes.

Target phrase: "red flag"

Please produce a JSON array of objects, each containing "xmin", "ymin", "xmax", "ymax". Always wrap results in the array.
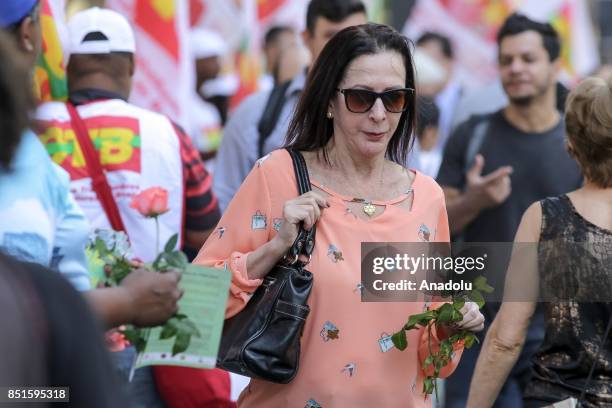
[
  {"xmin": 35, "ymin": 0, "xmax": 68, "ymax": 101},
  {"xmin": 257, "ymin": 0, "xmax": 286, "ymax": 21},
  {"xmin": 189, "ymin": 0, "xmax": 206, "ymax": 27},
  {"xmin": 135, "ymin": 0, "xmax": 180, "ymax": 61},
  {"xmin": 230, "ymin": 35, "xmax": 261, "ymax": 109}
]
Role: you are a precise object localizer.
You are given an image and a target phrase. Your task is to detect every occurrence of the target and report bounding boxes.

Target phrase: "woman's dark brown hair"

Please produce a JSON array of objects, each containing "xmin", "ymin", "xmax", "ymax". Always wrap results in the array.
[
  {"xmin": 0, "ymin": 30, "xmax": 33, "ymax": 169},
  {"xmin": 285, "ymin": 23, "xmax": 416, "ymax": 165}
]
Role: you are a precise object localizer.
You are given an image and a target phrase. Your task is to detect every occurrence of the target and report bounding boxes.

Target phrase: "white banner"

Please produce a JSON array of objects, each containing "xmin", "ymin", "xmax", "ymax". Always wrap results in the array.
[
  {"xmin": 403, "ymin": 0, "xmax": 599, "ymax": 89},
  {"xmin": 106, "ymin": 0, "xmax": 192, "ymax": 127}
]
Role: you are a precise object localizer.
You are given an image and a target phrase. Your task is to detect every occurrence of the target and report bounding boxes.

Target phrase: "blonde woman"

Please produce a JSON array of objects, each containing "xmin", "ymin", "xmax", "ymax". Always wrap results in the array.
[{"xmin": 467, "ymin": 77, "xmax": 612, "ymax": 407}]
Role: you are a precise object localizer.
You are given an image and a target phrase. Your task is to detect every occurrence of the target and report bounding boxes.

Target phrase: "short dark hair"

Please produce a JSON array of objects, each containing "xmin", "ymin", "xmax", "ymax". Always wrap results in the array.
[
  {"xmin": 497, "ymin": 13, "xmax": 561, "ymax": 61},
  {"xmin": 264, "ymin": 25, "xmax": 294, "ymax": 49},
  {"xmin": 0, "ymin": 31, "xmax": 33, "ymax": 169},
  {"xmin": 306, "ymin": 0, "xmax": 366, "ymax": 34},
  {"xmin": 416, "ymin": 31, "xmax": 453, "ymax": 59},
  {"xmin": 67, "ymin": 53, "xmax": 133, "ymax": 82},
  {"xmin": 286, "ymin": 23, "xmax": 416, "ymax": 166},
  {"xmin": 415, "ymin": 96, "xmax": 439, "ymax": 136}
]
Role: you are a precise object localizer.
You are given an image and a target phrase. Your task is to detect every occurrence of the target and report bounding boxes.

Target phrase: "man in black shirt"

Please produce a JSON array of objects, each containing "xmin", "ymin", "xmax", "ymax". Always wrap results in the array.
[{"xmin": 437, "ymin": 14, "xmax": 582, "ymax": 407}]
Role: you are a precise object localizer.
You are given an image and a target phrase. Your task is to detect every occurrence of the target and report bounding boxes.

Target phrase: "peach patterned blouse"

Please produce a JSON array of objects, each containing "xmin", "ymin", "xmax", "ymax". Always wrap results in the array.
[{"xmin": 194, "ymin": 149, "xmax": 464, "ymax": 407}]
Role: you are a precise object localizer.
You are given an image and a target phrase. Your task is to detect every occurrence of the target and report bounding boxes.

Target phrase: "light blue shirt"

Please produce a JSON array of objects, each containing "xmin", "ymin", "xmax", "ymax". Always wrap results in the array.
[
  {"xmin": 213, "ymin": 70, "xmax": 306, "ymax": 212},
  {"xmin": 0, "ymin": 130, "xmax": 91, "ymax": 291}
]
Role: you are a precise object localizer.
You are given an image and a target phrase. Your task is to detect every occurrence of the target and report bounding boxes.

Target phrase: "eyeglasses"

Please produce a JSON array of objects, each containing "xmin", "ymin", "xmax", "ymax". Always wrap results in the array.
[{"xmin": 336, "ymin": 87, "xmax": 414, "ymax": 113}]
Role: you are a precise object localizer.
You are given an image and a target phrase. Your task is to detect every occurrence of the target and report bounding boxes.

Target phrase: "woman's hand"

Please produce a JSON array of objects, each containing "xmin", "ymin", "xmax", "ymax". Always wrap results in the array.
[
  {"xmin": 454, "ymin": 301, "xmax": 485, "ymax": 332},
  {"xmin": 440, "ymin": 302, "xmax": 485, "ymax": 338},
  {"xmin": 272, "ymin": 191, "xmax": 329, "ymax": 253}
]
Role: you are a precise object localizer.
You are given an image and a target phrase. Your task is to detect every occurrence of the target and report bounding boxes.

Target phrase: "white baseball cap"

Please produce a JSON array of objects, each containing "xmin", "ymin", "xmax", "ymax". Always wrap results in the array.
[
  {"xmin": 67, "ymin": 7, "xmax": 136, "ymax": 56},
  {"xmin": 190, "ymin": 28, "xmax": 227, "ymax": 60}
]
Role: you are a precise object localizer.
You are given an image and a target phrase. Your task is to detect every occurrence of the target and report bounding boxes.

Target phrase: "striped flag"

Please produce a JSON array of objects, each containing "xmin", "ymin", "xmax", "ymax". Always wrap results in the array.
[
  {"xmin": 522, "ymin": 0, "xmax": 599, "ymax": 82},
  {"xmin": 107, "ymin": 0, "xmax": 192, "ymax": 126},
  {"xmin": 229, "ymin": 0, "xmax": 262, "ymax": 109},
  {"xmin": 257, "ymin": 0, "xmax": 286, "ymax": 21},
  {"xmin": 34, "ymin": 0, "xmax": 68, "ymax": 102},
  {"xmin": 230, "ymin": 34, "xmax": 261, "ymax": 109},
  {"xmin": 135, "ymin": 0, "xmax": 179, "ymax": 61}
]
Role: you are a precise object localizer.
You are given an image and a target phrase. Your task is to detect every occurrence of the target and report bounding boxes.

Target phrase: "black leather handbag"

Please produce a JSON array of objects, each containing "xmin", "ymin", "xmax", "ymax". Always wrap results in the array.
[{"xmin": 216, "ymin": 149, "xmax": 315, "ymax": 384}]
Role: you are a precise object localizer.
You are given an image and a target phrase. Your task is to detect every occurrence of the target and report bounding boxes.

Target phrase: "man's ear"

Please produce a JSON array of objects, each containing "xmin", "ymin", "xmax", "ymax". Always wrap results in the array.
[
  {"xmin": 17, "ymin": 17, "xmax": 37, "ymax": 53},
  {"xmin": 301, "ymin": 29, "xmax": 314, "ymax": 58}
]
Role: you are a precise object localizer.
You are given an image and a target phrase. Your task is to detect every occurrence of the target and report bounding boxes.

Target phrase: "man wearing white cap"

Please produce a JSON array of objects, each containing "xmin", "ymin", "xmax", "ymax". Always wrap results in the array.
[
  {"xmin": 38, "ymin": 7, "xmax": 220, "ymax": 263},
  {"xmin": 35, "ymin": 7, "xmax": 221, "ymax": 407},
  {"xmin": 187, "ymin": 28, "xmax": 225, "ymax": 165}
]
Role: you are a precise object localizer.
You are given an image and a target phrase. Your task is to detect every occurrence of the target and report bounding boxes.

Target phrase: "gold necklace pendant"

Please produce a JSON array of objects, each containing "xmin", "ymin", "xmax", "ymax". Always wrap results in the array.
[{"xmin": 363, "ymin": 201, "xmax": 376, "ymax": 217}]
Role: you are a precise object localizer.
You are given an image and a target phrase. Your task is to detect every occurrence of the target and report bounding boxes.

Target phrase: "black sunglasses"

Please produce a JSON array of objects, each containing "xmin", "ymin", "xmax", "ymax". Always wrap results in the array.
[{"xmin": 336, "ymin": 87, "xmax": 414, "ymax": 113}]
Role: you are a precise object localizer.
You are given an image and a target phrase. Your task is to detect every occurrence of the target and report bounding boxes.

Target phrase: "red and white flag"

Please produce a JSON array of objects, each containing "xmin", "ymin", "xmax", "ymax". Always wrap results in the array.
[
  {"xmin": 106, "ymin": 0, "xmax": 193, "ymax": 127},
  {"xmin": 403, "ymin": 0, "xmax": 599, "ymax": 89}
]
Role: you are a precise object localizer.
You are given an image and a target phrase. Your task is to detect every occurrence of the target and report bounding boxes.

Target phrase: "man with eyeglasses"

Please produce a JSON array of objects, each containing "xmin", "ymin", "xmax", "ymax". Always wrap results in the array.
[{"xmin": 213, "ymin": 0, "xmax": 368, "ymax": 212}]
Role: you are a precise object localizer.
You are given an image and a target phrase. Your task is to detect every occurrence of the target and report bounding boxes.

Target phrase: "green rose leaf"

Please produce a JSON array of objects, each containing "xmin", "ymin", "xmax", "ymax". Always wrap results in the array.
[
  {"xmin": 423, "ymin": 377, "xmax": 435, "ymax": 394},
  {"xmin": 162, "ymin": 251, "xmax": 188, "ymax": 272},
  {"xmin": 159, "ymin": 322, "xmax": 178, "ymax": 340},
  {"xmin": 391, "ymin": 330, "xmax": 408, "ymax": 351},
  {"xmin": 172, "ymin": 332, "xmax": 192, "ymax": 356},
  {"xmin": 164, "ymin": 233, "xmax": 179, "ymax": 253},
  {"xmin": 436, "ymin": 303, "xmax": 454, "ymax": 325},
  {"xmin": 464, "ymin": 332, "xmax": 480, "ymax": 349},
  {"xmin": 468, "ymin": 290, "xmax": 485, "ymax": 308},
  {"xmin": 122, "ymin": 327, "xmax": 147, "ymax": 353},
  {"xmin": 452, "ymin": 297, "xmax": 465, "ymax": 311},
  {"xmin": 94, "ymin": 237, "xmax": 109, "ymax": 255},
  {"xmin": 110, "ymin": 259, "xmax": 133, "ymax": 284},
  {"xmin": 474, "ymin": 276, "xmax": 494, "ymax": 294}
]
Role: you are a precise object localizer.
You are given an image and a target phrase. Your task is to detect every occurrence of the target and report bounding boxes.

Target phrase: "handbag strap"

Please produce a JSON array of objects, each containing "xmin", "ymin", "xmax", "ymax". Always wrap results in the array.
[
  {"xmin": 286, "ymin": 149, "xmax": 316, "ymax": 261},
  {"xmin": 66, "ymin": 103, "xmax": 127, "ymax": 232}
]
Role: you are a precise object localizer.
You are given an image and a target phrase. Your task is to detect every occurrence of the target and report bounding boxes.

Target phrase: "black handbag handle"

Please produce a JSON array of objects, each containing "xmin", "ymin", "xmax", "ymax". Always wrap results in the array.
[{"xmin": 286, "ymin": 149, "xmax": 316, "ymax": 263}]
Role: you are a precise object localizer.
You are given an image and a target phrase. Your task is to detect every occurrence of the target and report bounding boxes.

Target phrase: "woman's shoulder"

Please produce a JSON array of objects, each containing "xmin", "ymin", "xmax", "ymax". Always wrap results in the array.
[
  {"xmin": 412, "ymin": 169, "xmax": 444, "ymax": 199},
  {"xmin": 254, "ymin": 148, "xmax": 293, "ymax": 173},
  {"xmin": 250, "ymin": 149, "xmax": 298, "ymax": 197}
]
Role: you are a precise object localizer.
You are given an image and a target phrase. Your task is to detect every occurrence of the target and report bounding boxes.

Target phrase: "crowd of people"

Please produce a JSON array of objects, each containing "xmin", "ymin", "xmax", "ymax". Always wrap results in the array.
[{"xmin": 0, "ymin": 0, "xmax": 610, "ymax": 407}]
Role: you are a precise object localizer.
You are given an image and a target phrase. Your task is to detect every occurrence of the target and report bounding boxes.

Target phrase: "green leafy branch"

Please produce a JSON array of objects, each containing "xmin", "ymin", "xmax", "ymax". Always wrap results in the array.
[
  {"xmin": 92, "ymin": 232, "xmax": 200, "ymax": 355},
  {"xmin": 391, "ymin": 276, "xmax": 494, "ymax": 397}
]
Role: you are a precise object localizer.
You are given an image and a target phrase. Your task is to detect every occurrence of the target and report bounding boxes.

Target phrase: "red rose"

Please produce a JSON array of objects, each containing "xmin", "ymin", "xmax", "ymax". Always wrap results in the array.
[
  {"xmin": 106, "ymin": 327, "xmax": 129, "ymax": 352},
  {"xmin": 130, "ymin": 187, "xmax": 169, "ymax": 218}
]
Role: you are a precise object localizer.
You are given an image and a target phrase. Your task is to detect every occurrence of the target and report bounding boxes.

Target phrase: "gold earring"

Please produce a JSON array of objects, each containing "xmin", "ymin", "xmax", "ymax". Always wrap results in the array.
[{"xmin": 327, "ymin": 111, "xmax": 333, "ymax": 119}]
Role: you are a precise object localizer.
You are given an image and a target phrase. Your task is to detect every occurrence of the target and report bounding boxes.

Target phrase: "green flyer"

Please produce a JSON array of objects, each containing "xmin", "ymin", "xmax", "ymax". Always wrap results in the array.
[{"xmin": 133, "ymin": 264, "xmax": 231, "ymax": 369}]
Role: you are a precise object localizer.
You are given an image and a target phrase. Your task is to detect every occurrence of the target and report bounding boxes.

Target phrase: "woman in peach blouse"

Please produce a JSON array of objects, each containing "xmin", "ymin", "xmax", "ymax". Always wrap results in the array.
[{"xmin": 195, "ymin": 24, "xmax": 484, "ymax": 407}]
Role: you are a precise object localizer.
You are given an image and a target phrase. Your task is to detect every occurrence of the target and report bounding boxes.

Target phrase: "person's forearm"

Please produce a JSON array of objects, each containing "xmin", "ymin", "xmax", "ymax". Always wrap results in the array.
[
  {"xmin": 245, "ymin": 237, "xmax": 287, "ymax": 280},
  {"xmin": 446, "ymin": 191, "xmax": 483, "ymax": 235},
  {"xmin": 466, "ymin": 319, "xmax": 525, "ymax": 407},
  {"xmin": 84, "ymin": 287, "xmax": 133, "ymax": 329}
]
